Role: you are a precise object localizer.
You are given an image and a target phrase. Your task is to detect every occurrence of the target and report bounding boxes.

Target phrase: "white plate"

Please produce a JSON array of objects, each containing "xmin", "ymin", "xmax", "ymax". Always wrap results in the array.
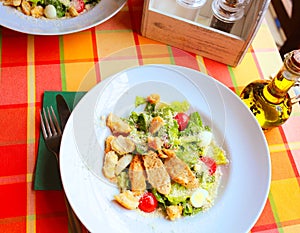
[
  {"xmin": 0, "ymin": 0, "xmax": 126, "ymax": 35},
  {"xmin": 60, "ymin": 65, "xmax": 271, "ymax": 233}
]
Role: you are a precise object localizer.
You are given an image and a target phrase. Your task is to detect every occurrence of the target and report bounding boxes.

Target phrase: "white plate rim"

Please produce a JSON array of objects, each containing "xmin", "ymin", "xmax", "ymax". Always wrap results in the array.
[{"xmin": 60, "ymin": 64, "xmax": 271, "ymax": 233}]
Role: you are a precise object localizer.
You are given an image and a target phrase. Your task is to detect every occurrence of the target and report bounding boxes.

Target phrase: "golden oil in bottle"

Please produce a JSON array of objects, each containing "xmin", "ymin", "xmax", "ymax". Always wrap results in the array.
[{"xmin": 240, "ymin": 50, "xmax": 300, "ymax": 130}]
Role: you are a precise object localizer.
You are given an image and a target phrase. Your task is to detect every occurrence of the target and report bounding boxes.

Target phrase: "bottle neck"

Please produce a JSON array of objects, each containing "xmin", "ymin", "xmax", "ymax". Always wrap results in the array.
[{"xmin": 263, "ymin": 63, "xmax": 299, "ymax": 104}]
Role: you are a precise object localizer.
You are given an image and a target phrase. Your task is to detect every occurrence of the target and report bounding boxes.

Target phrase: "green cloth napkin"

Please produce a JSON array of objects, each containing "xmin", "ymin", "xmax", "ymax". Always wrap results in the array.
[{"xmin": 34, "ymin": 91, "xmax": 86, "ymax": 190}]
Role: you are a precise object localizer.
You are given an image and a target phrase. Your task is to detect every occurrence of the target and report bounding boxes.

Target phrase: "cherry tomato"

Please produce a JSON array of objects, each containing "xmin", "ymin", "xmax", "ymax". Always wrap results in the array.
[
  {"xmin": 174, "ymin": 113, "xmax": 189, "ymax": 131},
  {"xmin": 200, "ymin": 157, "xmax": 217, "ymax": 175},
  {"xmin": 138, "ymin": 192, "xmax": 158, "ymax": 213},
  {"xmin": 72, "ymin": 0, "xmax": 85, "ymax": 13}
]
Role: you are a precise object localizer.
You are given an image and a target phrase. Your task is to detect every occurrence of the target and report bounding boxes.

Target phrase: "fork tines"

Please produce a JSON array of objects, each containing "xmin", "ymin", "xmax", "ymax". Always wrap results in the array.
[{"xmin": 40, "ymin": 106, "xmax": 62, "ymax": 139}]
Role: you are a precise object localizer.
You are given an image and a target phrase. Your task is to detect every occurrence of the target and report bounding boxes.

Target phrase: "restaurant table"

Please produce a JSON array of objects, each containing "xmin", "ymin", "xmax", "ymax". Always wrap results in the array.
[{"xmin": 0, "ymin": 0, "xmax": 300, "ymax": 232}]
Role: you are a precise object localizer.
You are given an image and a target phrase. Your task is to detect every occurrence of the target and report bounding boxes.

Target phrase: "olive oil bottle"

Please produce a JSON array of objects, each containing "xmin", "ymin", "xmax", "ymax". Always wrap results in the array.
[{"xmin": 240, "ymin": 50, "xmax": 300, "ymax": 130}]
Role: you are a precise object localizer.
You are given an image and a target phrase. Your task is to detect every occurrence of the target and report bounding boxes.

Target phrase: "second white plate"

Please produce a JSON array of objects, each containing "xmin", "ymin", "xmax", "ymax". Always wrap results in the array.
[{"xmin": 0, "ymin": 0, "xmax": 126, "ymax": 35}]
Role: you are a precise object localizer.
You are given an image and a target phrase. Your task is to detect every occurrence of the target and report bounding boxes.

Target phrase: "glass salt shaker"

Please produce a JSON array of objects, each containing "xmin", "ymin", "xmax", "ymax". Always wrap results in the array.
[{"xmin": 175, "ymin": 0, "xmax": 207, "ymax": 21}]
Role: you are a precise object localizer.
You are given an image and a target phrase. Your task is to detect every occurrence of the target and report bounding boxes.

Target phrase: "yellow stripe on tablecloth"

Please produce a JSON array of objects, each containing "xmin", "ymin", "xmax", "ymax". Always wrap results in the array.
[
  {"xmin": 196, "ymin": 56, "xmax": 208, "ymax": 74},
  {"xmin": 64, "ymin": 62, "xmax": 96, "ymax": 91},
  {"xmin": 26, "ymin": 35, "xmax": 36, "ymax": 233},
  {"xmin": 251, "ymin": 20, "xmax": 278, "ymax": 52},
  {"xmin": 231, "ymin": 52, "xmax": 261, "ymax": 87},
  {"xmin": 62, "ymin": 31, "xmax": 94, "ymax": 61},
  {"xmin": 96, "ymin": 30, "xmax": 135, "ymax": 58},
  {"xmin": 253, "ymin": 51, "xmax": 283, "ymax": 79},
  {"xmin": 281, "ymin": 224, "xmax": 300, "ymax": 232},
  {"xmin": 269, "ymin": 142, "xmax": 300, "ymax": 152},
  {"xmin": 270, "ymin": 178, "xmax": 300, "ymax": 222}
]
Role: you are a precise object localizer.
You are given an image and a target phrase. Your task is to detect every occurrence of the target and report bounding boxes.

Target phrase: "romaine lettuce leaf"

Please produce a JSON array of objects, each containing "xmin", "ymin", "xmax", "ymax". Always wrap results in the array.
[
  {"xmin": 189, "ymin": 111, "xmax": 202, "ymax": 127},
  {"xmin": 170, "ymin": 100, "xmax": 190, "ymax": 112},
  {"xmin": 128, "ymin": 112, "xmax": 148, "ymax": 132},
  {"xmin": 167, "ymin": 119, "xmax": 180, "ymax": 146},
  {"xmin": 182, "ymin": 202, "xmax": 203, "ymax": 216},
  {"xmin": 204, "ymin": 142, "xmax": 228, "ymax": 165},
  {"xmin": 165, "ymin": 183, "xmax": 191, "ymax": 205},
  {"xmin": 176, "ymin": 150, "xmax": 199, "ymax": 166},
  {"xmin": 117, "ymin": 172, "xmax": 130, "ymax": 192},
  {"xmin": 135, "ymin": 96, "xmax": 146, "ymax": 107},
  {"xmin": 212, "ymin": 144, "xmax": 228, "ymax": 165},
  {"xmin": 181, "ymin": 112, "xmax": 203, "ymax": 136}
]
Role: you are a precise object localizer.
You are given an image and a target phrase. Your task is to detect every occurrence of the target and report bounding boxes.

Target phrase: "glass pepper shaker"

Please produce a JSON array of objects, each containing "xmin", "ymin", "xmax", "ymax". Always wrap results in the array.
[
  {"xmin": 210, "ymin": 0, "xmax": 249, "ymax": 33},
  {"xmin": 175, "ymin": 0, "xmax": 207, "ymax": 21},
  {"xmin": 240, "ymin": 49, "xmax": 300, "ymax": 130}
]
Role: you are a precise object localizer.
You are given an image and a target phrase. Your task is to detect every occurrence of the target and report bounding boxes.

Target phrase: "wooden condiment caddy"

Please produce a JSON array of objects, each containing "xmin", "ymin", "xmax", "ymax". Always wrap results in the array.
[{"xmin": 141, "ymin": 0, "xmax": 271, "ymax": 67}]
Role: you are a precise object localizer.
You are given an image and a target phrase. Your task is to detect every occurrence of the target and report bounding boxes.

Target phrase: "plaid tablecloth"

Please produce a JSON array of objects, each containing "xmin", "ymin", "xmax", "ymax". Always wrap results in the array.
[{"xmin": 0, "ymin": 0, "xmax": 300, "ymax": 232}]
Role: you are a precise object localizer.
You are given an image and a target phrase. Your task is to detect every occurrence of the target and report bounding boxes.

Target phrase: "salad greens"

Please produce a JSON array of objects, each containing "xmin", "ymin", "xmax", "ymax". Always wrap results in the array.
[
  {"xmin": 5, "ymin": 0, "xmax": 101, "ymax": 19},
  {"xmin": 45, "ymin": 0, "xmax": 66, "ymax": 17},
  {"xmin": 104, "ymin": 94, "xmax": 228, "ymax": 220}
]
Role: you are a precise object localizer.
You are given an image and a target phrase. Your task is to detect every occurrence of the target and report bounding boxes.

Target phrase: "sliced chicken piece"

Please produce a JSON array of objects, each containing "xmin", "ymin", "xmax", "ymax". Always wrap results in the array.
[
  {"xmin": 162, "ymin": 148, "xmax": 176, "ymax": 158},
  {"xmin": 106, "ymin": 113, "xmax": 131, "ymax": 136},
  {"xmin": 157, "ymin": 148, "xmax": 175, "ymax": 159},
  {"xmin": 114, "ymin": 190, "xmax": 139, "ymax": 210},
  {"xmin": 166, "ymin": 205, "xmax": 183, "ymax": 221},
  {"xmin": 148, "ymin": 136, "xmax": 163, "ymax": 151},
  {"xmin": 129, "ymin": 155, "xmax": 147, "ymax": 194},
  {"xmin": 102, "ymin": 151, "xmax": 118, "ymax": 180},
  {"xmin": 149, "ymin": 116, "xmax": 164, "ymax": 134},
  {"xmin": 111, "ymin": 135, "xmax": 136, "ymax": 155},
  {"xmin": 157, "ymin": 149, "xmax": 168, "ymax": 159},
  {"xmin": 115, "ymin": 154, "xmax": 133, "ymax": 175},
  {"xmin": 105, "ymin": 135, "xmax": 115, "ymax": 153},
  {"xmin": 164, "ymin": 153, "xmax": 199, "ymax": 189},
  {"xmin": 143, "ymin": 151, "xmax": 171, "ymax": 195}
]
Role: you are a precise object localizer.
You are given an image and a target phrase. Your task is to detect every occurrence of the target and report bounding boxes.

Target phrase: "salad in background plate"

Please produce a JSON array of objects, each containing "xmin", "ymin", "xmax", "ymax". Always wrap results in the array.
[
  {"xmin": 102, "ymin": 94, "xmax": 229, "ymax": 221},
  {"xmin": 1, "ymin": 0, "xmax": 100, "ymax": 19}
]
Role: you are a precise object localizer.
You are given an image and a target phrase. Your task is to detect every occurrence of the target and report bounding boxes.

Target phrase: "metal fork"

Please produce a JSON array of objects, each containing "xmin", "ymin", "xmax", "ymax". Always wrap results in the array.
[
  {"xmin": 40, "ymin": 106, "xmax": 62, "ymax": 161},
  {"xmin": 40, "ymin": 106, "xmax": 86, "ymax": 233}
]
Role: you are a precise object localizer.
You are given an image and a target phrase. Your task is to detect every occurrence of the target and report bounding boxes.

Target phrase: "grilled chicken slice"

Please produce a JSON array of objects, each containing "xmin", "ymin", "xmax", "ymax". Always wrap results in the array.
[
  {"xmin": 102, "ymin": 151, "xmax": 118, "ymax": 180},
  {"xmin": 111, "ymin": 135, "xmax": 136, "ymax": 155},
  {"xmin": 143, "ymin": 151, "xmax": 171, "ymax": 195},
  {"xmin": 129, "ymin": 155, "xmax": 147, "ymax": 193},
  {"xmin": 149, "ymin": 116, "xmax": 164, "ymax": 134},
  {"xmin": 106, "ymin": 113, "xmax": 131, "ymax": 136},
  {"xmin": 148, "ymin": 136, "xmax": 163, "ymax": 151},
  {"xmin": 115, "ymin": 154, "xmax": 133, "ymax": 176},
  {"xmin": 105, "ymin": 135, "xmax": 115, "ymax": 153},
  {"xmin": 164, "ymin": 153, "xmax": 199, "ymax": 189}
]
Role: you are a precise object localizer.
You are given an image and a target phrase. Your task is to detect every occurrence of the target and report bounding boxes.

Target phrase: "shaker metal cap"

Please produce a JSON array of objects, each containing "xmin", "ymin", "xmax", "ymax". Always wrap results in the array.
[
  {"xmin": 291, "ymin": 49, "xmax": 300, "ymax": 69},
  {"xmin": 285, "ymin": 49, "xmax": 300, "ymax": 74}
]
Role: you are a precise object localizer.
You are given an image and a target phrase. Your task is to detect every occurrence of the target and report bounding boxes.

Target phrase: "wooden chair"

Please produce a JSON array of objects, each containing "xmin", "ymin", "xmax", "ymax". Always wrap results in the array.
[{"xmin": 271, "ymin": 0, "xmax": 300, "ymax": 59}]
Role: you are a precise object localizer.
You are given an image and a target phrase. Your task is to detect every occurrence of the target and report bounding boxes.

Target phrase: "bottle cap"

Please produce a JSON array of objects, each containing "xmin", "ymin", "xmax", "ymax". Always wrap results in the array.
[
  {"xmin": 285, "ymin": 49, "xmax": 300, "ymax": 74},
  {"xmin": 291, "ymin": 50, "xmax": 300, "ymax": 68}
]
